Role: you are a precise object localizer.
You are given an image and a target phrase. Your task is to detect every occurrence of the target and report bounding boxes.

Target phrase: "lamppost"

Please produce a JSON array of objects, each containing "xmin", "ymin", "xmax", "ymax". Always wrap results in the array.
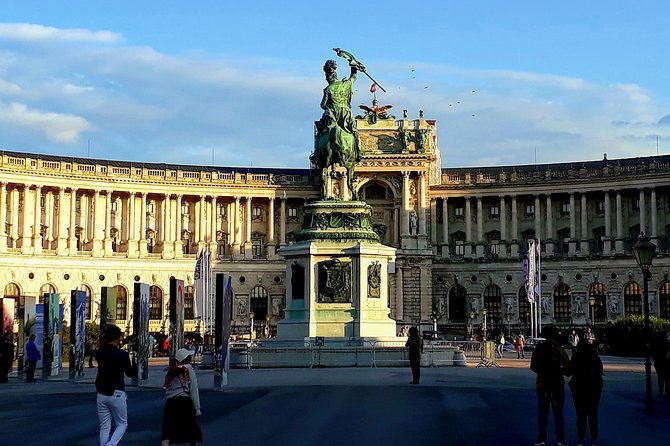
[
  {"xmin": 468, "ymin": 310, "xmax": 476, "ymax": 336},
  {"xmin": 588, "ymin": 295, "xmax": 596, "ymax": 326},
  {"xmin": 249, "ymin": 311, "xmax": 255, "ymax": 343},
  {"xmin": 632, "ymin": 233, "xmax": 657, "ymax": 415},
  {"xmin": 506, "ymin": 315, "xmax": 511, "ymax": 336},
  {"xmin": 481, "ymin": 308, "xmax": 488, "ymax": 340},
  {"xmin": 430, "ymin": 309, "xmax": 439, "ymax": 333}
]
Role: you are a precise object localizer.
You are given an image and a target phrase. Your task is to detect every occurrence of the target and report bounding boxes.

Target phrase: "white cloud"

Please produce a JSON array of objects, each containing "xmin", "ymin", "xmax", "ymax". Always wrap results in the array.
[
  {"xmin": 0, "ymin": 78, "xmax": 21, "ymax": 94},
  {"xmin": 0, "ymin": 102, "xmax": 90, "ymax": 143},
  {"xmin": 0, "ymin": 23, "xmax": 122, "ymax": 43}
]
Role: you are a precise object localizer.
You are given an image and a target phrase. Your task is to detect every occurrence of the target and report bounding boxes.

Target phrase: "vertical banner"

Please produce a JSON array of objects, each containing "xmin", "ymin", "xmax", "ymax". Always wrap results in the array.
[
  {"xmin": 21, "ymin": 296, "xmax": 37, "ymax": 372},
  {"xmin": 69, "ymin": 290, "xmax": 86, "ymax": 380},
  {"xmin": 48, "ymin": 294, "xmax": 61, "ymax": 377},
  {"xmin": 35, "ymin": 303, "xmax": 44, "ymax": 371},
  {"xmin": 100, "ymin": 287, "xmax": 118, "ymax": 341},
  {"xmin": 133, "ymin": 283, "xmax": 150, "ymax": 383},
  {"xmin": 169, "ymin": 277, "xmax": 185, "ymax": 366},
  {"xmin": 214, "ymin": 273, "xmax": 233, "ymax": 390},
  {"xmin": 0, "ymin": 298, "xmax": 15, "ymax": 381}
]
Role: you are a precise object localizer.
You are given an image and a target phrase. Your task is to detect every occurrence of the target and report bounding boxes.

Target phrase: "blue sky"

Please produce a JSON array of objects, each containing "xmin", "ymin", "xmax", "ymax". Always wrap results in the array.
[{"xmin": 1, "ymin": 1, "xmax": 669, "ymax": 168}]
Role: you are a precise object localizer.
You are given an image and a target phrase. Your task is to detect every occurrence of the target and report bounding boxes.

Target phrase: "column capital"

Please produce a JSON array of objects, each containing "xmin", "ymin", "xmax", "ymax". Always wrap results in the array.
[
  {"xmin": 34, "ymin": 184, "xmax": 43, "ymax": 190},
  {"xmin": 234, "ymin": 196, "xmax": 240, "ymax": 202},
  {"xmin": 268, "ymin": 196, "xmax": 275, "ymax": 202},
  {"xmin": 141, "ymin": 191, "xmax": 148, "ymax": 198},
  {"xmin": 401, "ymin": 170, "xmax": 409, "ymax": 177}
]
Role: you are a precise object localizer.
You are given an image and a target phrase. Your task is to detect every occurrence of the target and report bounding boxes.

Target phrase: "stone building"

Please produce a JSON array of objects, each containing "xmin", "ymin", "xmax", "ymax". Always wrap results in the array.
[{"xmin": 1, "ymin": 109, "xmax": 669, "ymax": 336}]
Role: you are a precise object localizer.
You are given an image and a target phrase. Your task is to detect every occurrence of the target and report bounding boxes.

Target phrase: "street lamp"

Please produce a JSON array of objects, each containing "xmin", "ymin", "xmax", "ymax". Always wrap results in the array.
[
  {"xmin": 632, "ymin": 233, "xmax": 657, "ymax": 415},
  {"xmin": 588, "ymin": 295, "xmax": 596, "ymax": 326},
  {"xmin": 430, "ymin": 309, "xmax": 439, "ymax": 333},
  {"xmin": 506, "ymin": 315, "xmax": 511, "ymax": 336},
  {"xmin": 481, "ymin": 308, "xmax": 488, "ymax": 340},
  {"xmin": 249, "ymin": 311, "xmax": 255, "ymax": 343}
]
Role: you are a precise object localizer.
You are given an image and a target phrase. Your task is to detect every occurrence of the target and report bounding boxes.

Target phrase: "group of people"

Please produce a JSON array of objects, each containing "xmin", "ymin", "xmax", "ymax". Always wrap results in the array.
[
  {"xmin": 531, "ymin": 326, "xmax": 604, "ymax": 446},
  {"xmin": 94, "ymin": 324, "xmax": 202, "ymax": 446}
]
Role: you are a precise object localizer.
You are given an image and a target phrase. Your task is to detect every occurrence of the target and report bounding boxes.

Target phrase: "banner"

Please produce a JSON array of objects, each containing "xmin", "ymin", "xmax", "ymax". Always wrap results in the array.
[
  {"xmin": 526, "ymin": 240, "xmax": 537, "ymax": 303},
  {"xmin": 133, "ymin": 283, "xmax": 150, "ymax": 382},
  {"xmin": 214, "ymin": 273, "xmax": 233, "ymax": 389},
  {"xmin": 194, "ymin": 247, "xmax": 212, "ymax": 332},
  {"xmin": 100, "ymin": 287, "xmax": 118, "ymax": 340},
  {"xmin": 69, "ymin": 290, "xmax": 86, "ymax": 379},
  {"xmin": 35, "ymin": 303, "xmax": 44, "ymax": 370},
  {"xmin": 42, "ymin": 293, "xmax": 61, "ymax": 377},
  {"xmin": 0, "ymin": 298, "xmax": 15, "ymax": 379},
  {"xmin": 169, "ymin": 277, "xmax": 185, "ymax": 366}
]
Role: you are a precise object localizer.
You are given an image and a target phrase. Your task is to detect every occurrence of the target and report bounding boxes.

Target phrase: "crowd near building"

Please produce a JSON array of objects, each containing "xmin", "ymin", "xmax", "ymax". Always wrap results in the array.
[{"xmin": 1, "ymin": 109, "xmax": 669, "ymax": 337}]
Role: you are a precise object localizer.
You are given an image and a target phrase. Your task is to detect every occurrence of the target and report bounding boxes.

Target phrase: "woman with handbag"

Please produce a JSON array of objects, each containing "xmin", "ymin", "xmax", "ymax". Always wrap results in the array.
[{"xmin": 161, "ymin": 348, "xmax": 203, "ymax": 446}]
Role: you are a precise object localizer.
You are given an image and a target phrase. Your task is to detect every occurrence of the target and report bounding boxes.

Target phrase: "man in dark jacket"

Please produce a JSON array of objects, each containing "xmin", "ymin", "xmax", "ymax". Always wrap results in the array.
[
  {"xmin": 530, "ymin": 326, "xmax": 572, "ymax": 446},
  {"xmin": 25, "ymin": 334, "xmax": 41, "ymax": 382},
  {"xmin": 95, "ymin": 325, "xmax": 135, "ymax": 446}
]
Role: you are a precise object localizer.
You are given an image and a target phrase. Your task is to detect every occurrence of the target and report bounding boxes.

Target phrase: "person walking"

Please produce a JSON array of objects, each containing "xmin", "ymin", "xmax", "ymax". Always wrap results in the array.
[
  {"xmin": 569, "ymin": 336, "xmax": 604, "ymax": 446},
  {"xmin": 405, "ymin": 327, "xmax": 423, "ymax": 385},
  {"xmin": 161, "ymin": 348, "xmax": 203, "ymax": 446},
  {"xmin": 568, "ymin": 329, "xmax": 579, "ymax": 356},
  {"xmin": 496, "ymin": 332, "xmax": 505, "ymax": 359},
  {"xmin": 87, "ymin": 338, "xmax": 96, "ymax": 368},
  {"xmin": 516, "ymin": 333, "xmax": 526, "ymax": 359},
  {"xmin": 530, "ymin": 325, "xmax": 572, "ymax": 446},
  {"xmin": 95, "ymin": 325, "xmax": 135, "ymax": 446},
  {"xmin": 584, "ymin": 327, "xmax": 596, "ymax": 345},
  {"xmin": 25, "ymin": 334, "xmax": 41, "ymax": 383}
]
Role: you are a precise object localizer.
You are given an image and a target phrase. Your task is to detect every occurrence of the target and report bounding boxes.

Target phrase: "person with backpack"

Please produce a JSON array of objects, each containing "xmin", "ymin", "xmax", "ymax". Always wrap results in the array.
[
  {"xmin": 569, "ymin": 335, "xmax": 604, "ymax": 446},
  {"xmin": 530, "ymin": 325, "xmax": 572, "ymax": 446}
]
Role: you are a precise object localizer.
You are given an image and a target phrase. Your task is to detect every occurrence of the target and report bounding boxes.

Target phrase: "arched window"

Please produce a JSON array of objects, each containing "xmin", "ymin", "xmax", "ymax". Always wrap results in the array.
[
  {"xmin": 483, "ymin": 284, "xmax": 502, "ymax": 324},
  {"xmin": 250, "ymin": 286, "xmax": 268, "ymax": 321},
  {"xmin": 115, "ymin": 285, "xmax": 128, "ymax": 321},
  {"xmin": 184, "ymin": 286, "xmax": 195, "ymax": 320},
  {"xmin": 77, "ymin": 284, "xmax": 93, "ymax": 320},
  {"xmin": 149, "ymin": 285, "xmax": 163, "ymax": 320},
  {"xmin": 624, "ymin": 282, "xmax": 642, "ymax": 316},
  {"xmin": 553, "ymin": 284, "xmax": 571, "ymax": 322},
  {"xmin": 39, "ymin": 283, "xmax": 57, "ymax": 297},
  {"xmin": 518, "ymin": 286, "xmax": 531, "ymax": 323},
  {"xmin": 4, "ymin": 283, "xmax": 21, "ymax": 298},
  {"xmin": 448, "ymin": 285, "xmax": 467, "ymax": 322},
  {"xmin": 659, "ymin": 281, "xmax": 670, "ymax": 320},
  {"xmin": 365, "ymin": 184, "xmax": 387, "ymax": 200},
  {"xmin": 589, "ymin": 283, "xmax": 607, "ymax": 323}
]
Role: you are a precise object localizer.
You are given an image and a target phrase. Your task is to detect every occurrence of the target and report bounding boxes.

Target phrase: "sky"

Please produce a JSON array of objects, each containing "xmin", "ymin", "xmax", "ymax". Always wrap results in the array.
[{"xmin": 1, "ymin": 1, "xmax": 669, "ymax": 169}]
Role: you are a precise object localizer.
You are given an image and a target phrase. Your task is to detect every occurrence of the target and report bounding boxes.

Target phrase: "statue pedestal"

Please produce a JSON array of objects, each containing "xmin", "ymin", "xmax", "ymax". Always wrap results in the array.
[{"xmin": 276, "ymin": 201, "xmax": 397, "ymax": 340}]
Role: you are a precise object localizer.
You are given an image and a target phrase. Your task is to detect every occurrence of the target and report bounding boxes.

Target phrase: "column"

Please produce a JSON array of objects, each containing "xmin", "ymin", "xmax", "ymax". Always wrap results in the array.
[
  {"xmin": 68, "ymin": 188, "xmax": 78, "ymax": 254},
  {"xmin": 209, "ymin": 196, "xmax": 219, "ymax": 255},
  {"xmin": 279, "ymin": 197, "xmax": 286, "ymax": 246},
  {"xmin": 401, "ymin": 171, "xmax": 410, "ymax": 237},
  {"xmin": 475, "ymin": 196, "xmax": 484, "ymax": 258},
  {"xmin": 267, "ymin": 197, "xmax": 276, "ymax": 257},
  {"xmin": 0, "ymin": 182, "xmax": 7, "ymax": 252},
  {"xmin": 580, "ymin": 193, "xmax": 589, "ymax": 253},
  {"xmin": 639, "ymin": 188, "xmax": 646, "ymax": 235},
  {"xmin": 45, "ymin": 190, "xmax": 54, "ymax": 250},
  {"xmin": 56, "ymin": 187, "xmax": 67, "ymax": 254},
  {"xmin": 138, "ymin": 192, "xmax": 148, "ymax": 256},
  {"xmin": 174, "ymin": 195, "xmax": 183, "ymax": 258},
  {"xmin": 103, "ymin": 191, "xmax": 113, "ymax": 255},
  {"xmin": 10, "ymin": 188, "xmax": 19, "ymax": 246},
  {"xmin": 244, "ymin": 197, "xmax": 253, "ymax": 259},
  {"xmin": 92, "ymin": 189, "xmax": 102, "ymax": 256},
  {"xmin": 650, "ymin": 188, "xmax": 658, "ymax": 240},
  {"xmin": 615, "ymin": 190, "xmax": 623, "ymax": 253},
  {"xmin": 545, "ymin": 195, "xmax": 554, "ymax": 256},
  {"xmin": 418, "ymin": 172, "xmax": 427, "ymax": 238},
  {"xmin": 499, "ymin": 195, "xmax": 508, "ymax": 257},
  {"xmin": 603, "ymin": 191, "xmax": 612, "ymax": 255},
  {"xmin": 464, "ymin": 197, "xmax": 473, "ymax": 258},
  {"xmin": 162, "ymin": 194, "xmax": 174, "ymax": 258},
  {"xmin": 393, "ymin": 206, "xmax": 400, "ymax": 247},
  {"xmin": 568, "ymin": 193, "xmax": 577, "ymax": 255},
  {"xmin": 232, "ymin": 196, "xmax": 241, "ymax": 256},
  {"xmin": 441, "ymin": 197, "xmax": 449, "ymax": 258},
  {"xmin": 510, "ymin": 195, "xmax": 519, "ymax": 257},
  {"xmin": 127, "ymin": 192, "xmax": 138, "ymax": 257},
  {"xmin": 429, "ymin": 198, "xmax": 437, "ymax": 254},
  {"xmin": 31, "ymin": 185, "xmax": 43, "ymax": 254},
  {"xmin": 535, "ymin": 195, "xmax": 542, "ymax": 242}
]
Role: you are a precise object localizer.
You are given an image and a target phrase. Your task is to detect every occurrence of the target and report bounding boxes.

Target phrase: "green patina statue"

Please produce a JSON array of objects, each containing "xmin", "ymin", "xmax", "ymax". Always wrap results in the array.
[{"xmin": 312, "ymin": 49, "xmax": 367, "ymax": 201}]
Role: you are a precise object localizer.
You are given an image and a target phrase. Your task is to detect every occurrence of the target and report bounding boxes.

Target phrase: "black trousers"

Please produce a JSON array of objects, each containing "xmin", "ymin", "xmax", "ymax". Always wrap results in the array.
[
  {"xmin": 26, "ymin": 360, "xmax": 37, "ymax": 382},
  {"xmin": 410, "ymin": 358, "xmax": 420, "ymax": 383},
  {"xmin": 572, "ymin": 386, "xmax": 602, "ymax": 441}
]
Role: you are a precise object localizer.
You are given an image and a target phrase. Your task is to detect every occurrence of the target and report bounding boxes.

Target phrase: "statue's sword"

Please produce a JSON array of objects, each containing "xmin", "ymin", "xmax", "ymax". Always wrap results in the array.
[{"xmin": 333, "ymin": 47, "xmax": 386, "ymax": 93}]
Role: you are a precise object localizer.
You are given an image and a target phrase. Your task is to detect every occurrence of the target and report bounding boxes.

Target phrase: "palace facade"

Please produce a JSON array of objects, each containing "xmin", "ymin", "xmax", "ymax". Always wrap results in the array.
[{"xmin": 2, "ymin": 110, "xmax": 670, "ymax": 336}]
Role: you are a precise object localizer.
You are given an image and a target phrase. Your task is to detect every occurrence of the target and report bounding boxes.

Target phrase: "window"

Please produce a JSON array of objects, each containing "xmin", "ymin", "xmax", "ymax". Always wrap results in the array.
[
  {"xmin": 39, "ymin": 283, "xmax": 57, "ymax": 297},
  {"xmin": 489, "ymin": 204, "xmax": 500, "ymax": 220},
  {"xmin": 451, "ymin": 231, "xmax": 466, "ymax": 256},
  {"xmin": 454, "ymin": 205, "xmax": 464, "ymax": 221},
  {"xmin": 148, "ymin": 202, "xmax": 155, "ymax": 214},
  {"xmin": 483, "ymin": 284, "xmax": 502, "ymax": 324},
  {"xmin": 40, "ymin": 197, "xmax": 45, "ymax": 208},
  {"xmin": 182, "ymin": 203, "xmax": 190, "ymax": 215},
  {"xmin": 624, "ymin": 282, "xmax": 642, "ymax": 316},
  {"xmin": 252, "ymin": 238, "xmax": 263, "ymax": 258},
  {"xmin": 659, "ymin": 281, "xmax": 670, "ymax": 320},
  {"xmin": 589, "ymin": 283, "xmax": 607, "ymax": 323},
  {"xmin": 115, "ymin": 286, "xmax": 128, "ymax": 320},
  {"xmin": 365, "ymin": 184, "xmax": 386, "ymax": 200},
  {"xmin": 524, "ymin": 203, "xmax": 535, "ymax": 219},
  {"xmin": 561, "ymin": 202, "xmax": 570, "ymax": 217},
  {"xmin": 3, "ymin": 283, "xmax": 21, "ymax": 298},
  {"xmin": 632, "ymin": 198, "xmax": 640, "ymax": 214},
  {"xmin": 218, "ymin": 203, "xmax": 227, "ymax": 218},
  {"xmin": 250, "ymin": 286, "xmax": 269, "ymax": 321},
  {"xmin": 111, "ymin": 201, "xmax": 118, "ymax": 213},
  {"xmin": 596, "ymin": 200, "xmax": 605, "ymax": 216},
  {"xmin": 149, "ymin": 285, "xmax": 163, "ymax": 320},
  {"xmin": 184, "ymin": 286, "xmax": 195, "ymax": 320},
  {"xmin": 288, "ymin": 207, "xmax": 298, "ymax": 220},
  {"xmin": 448, "ymin": 285, "xmax": 467, "ymax": 322},
  {"xmin": 487, "ymin": 231, "xmax": 501, "ymax": 256},
  {"xmin": 252, "ymin": 206, "xmax": 263, "ymax": 221},
  {"xmin": 553, "ymin": 284, "xmax": 571, "ymax": 322}
]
